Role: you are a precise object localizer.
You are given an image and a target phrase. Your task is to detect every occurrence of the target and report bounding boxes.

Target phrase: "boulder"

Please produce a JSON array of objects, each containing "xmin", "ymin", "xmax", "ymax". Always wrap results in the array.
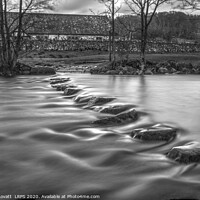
[
  {"xmin": 64, "ymin": 88, "xmax": 81, "ymax": 96},
  {"xmin": 93, "ymin": 108, "xmax": 138, "ymax": 125},
  {"xmin": 167, "ymin": 142, "xmax": 200, "ymax": 164},
  {"xmin": 132, "ymin": 125, "xmax": 177, "ymax": 141},
  {"xmin": 168, "ymin": 60, "xmax": 177, "ymax": 69},
  {"xmin": 15, "ymin": 62, "xmax": 56, "ymax": 75},
  {"xmin": 30, "ymin": 66, "xmax": 55, "ymax": 75},
  {"xmin": 87, "ymin": 97, "xmax": 116, "ymax": 107},
  {"xmin": 126, "ymin": 60, "xmax": 140, "ymax": 68},
  {"xmin": 144, "ymin": 69, "xmax": 153, "ymax": 75},
  {"xmin": 175, "ymin": 62, "xmax": 193, "ymax": 73},
  {"xmin": 90, "ymin": 62, "xmax": 110, "ymax": 74},
  {"xmin": 98, "ymin": 104, "xmax": 134, "ymax": 115},
  {"xmin": 74, "ymin": 95, "xmax": 94, "ymax": 104},
  {"xmin": 182, "ymin": 67, "xmax": 190, "ymax": 74},
  {"xmin": 22, "ymin": 70, "xmax": 31, "ymax": 75},
  {"xmin": 169, "ymin": 67, "xmax": 177, "ymax": 73},
  {"xmin": 106, "ymin": 70, "xmax": 118, "ymax": 75},
  {"xmin": 158, "ymin": 67, "xmax": 169, "ymax": 74},
  {"xmin": 193, "ymin": 66, "xmax": 200, "ymax": 74},
  {"xmin": 15, "ymin": 62, "xmax": 32, "ymax": 75}
]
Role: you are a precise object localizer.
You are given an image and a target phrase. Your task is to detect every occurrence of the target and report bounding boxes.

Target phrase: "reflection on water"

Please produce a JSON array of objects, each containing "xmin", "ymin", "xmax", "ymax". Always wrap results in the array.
[{"xmin": 0, "ymin": 74, "xmax": 200, "ymax": 200}]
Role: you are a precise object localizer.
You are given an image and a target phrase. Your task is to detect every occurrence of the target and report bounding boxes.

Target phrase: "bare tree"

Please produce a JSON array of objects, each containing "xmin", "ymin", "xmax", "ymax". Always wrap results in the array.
[
  {"xmin": 174, "ymin": 0, "xmax": 200, "ymax": 10},
  {"xmin": 125, "ymin": 0, "xmax": 169, "ymax": 74},
  {"xmin": 98, "ymin": 0, "xmax": 121, "ymax": 63},
  {"xmin": 0, "ymin": 0, "xmax": 55, "ymax": 77}
]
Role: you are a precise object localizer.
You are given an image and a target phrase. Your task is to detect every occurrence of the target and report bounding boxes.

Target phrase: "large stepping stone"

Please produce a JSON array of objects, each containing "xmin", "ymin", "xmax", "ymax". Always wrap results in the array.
[
  {"xmin": 74, "ymin": 94, "xmax": 94, "ymax": 104},
  {"xmin": 64, "ymin": 88, "xmax": 81, "ymax": 96},
  {"xmin": 93, "ymin": 108, "xmax": 138, "ymax": 125},
  {"xmin": 97, "ymin": 104, "xmax": 134, "ymax": 115},
  {"xmin": 167, "ymin": 142, "xmax": 200, "ymax": 164},
  {"xmin": 87, "ymin": 96, "xmax": 116, "ymax": 107},
  {"xmin": 132, "ymin": 124, "xmax": 177, "ymax": 141},
  {"xmin": 50, "ymin": 78, "xmax": 70, "ymax": 85}
]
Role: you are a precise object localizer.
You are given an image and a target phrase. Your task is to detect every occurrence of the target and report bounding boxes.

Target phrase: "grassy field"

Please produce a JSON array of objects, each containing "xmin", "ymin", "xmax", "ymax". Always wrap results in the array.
[{"xmin": 20, "ymin": 50, "xmax": 200, "ymax": 66}]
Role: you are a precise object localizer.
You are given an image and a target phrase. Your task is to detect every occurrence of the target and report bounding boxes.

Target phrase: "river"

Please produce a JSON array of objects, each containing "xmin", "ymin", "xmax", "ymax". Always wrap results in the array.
[{"xmin": 0, "ymin": 74, "xmax": 200, "ymax": 200}]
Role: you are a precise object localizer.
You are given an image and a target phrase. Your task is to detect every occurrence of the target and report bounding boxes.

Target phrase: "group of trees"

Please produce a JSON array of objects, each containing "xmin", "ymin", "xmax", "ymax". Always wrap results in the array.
[
  {"xmin": 148, "ymin": 12, "xmax": 199, "ymax": 41},
  {"xmin": 100, "ymin": 0, "xmax": 171, "ymax": 74},
  {"xmin": 0, "ymin": 0, "xmax": 54, "ymax": 77},
  {"xmin": 116, "ymin": 11, "xmax": 200, "ymax": 41},
  {"xmin": 100, "ymin": 0, "xmax": 200, "ymax": 74},
  {"xmin": 1, "ymin": 0, "xmax": 200, "ymax": 77}
]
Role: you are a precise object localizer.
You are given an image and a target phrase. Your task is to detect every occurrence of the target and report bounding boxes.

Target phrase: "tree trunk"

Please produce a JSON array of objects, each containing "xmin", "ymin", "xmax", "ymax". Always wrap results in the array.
[
  {"xmin": 0, "ymin": 0, "xmax": 23, "ymax": 77},
  {"xmin": 140, "ymin": 10, "xmax": 146, "ymax": 75},
  {"xmin": 1, "ymin": 48, "xmax": 17, "ymax": 77},
  {"xmin": 111, "ymin": 0, "xmax": 115, "ymax": 65},
  {"xmin": 140, "ymin": 28, "xmax": 147, "ymax": 75}
]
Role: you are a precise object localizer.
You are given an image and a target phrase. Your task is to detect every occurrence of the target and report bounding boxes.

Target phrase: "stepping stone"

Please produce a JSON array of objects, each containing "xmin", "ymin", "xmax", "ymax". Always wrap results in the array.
[
  {"xmin": 98, "ymin": 104, "xmax": 134, "ymax": 115},
  {"xmin": 132, "ymin": 124, "xmax": 177, "ymax": 141},
  {"xmin": 64, "ymin": 88, "xmax": 81, "ymax": 96},
  {"xmin": 50, "ymin": 78, "xmax": 70, "ymax": 85},
  {"xmin": 93, "ymin": 108, "xmax": 137, "ymax": 125},
  {"xmin": 74, "ymin": 94, "xmax": 94, "ymax": 104},
  {"xmin": 56, "ymin": 84, "xmax": 76, "ymax": 91},
  {"xmin": 167, "ymin": 142, "xmax": 200, "ymax": 164},
  {"xmin": 87, "ymin": 97, "xmax": 116, "ymax": 107}
]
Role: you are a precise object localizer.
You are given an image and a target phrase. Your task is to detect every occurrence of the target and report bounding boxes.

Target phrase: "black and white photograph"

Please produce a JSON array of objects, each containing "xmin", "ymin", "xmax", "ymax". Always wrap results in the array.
[{"xmin": 0, "ymin": 0, "xmax": 200, "ymax": 200}]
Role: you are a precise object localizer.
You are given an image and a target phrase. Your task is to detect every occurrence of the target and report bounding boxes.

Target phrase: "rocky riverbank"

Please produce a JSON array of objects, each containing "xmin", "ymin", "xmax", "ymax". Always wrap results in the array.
[
  {"xmin": 90, "ymin": 60, "xmax": 200, "ymax": 75},
  {"xmin": 0, "ymin": 62, "xmax": 56, "ymax": 77},
  {"xmin": 15, "ymin": 62, "xmax": 56, "ymax": 75},
  {"xmin": 2, "ymin": 59, "xmax": 200, "ymax": 77}
]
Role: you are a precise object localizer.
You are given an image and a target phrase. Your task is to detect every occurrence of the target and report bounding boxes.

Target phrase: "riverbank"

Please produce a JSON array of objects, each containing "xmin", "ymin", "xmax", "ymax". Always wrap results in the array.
[
  {"xmin": 90, "ymin": 59, "xmax": 200, "ymax": 75},
  {"xmin": 20, "ymin": 50, "xmax": 200, "ymax": 66},
  {"xmin": 18, "ymin": 51, "xmax": 200, "ymax": 75}
]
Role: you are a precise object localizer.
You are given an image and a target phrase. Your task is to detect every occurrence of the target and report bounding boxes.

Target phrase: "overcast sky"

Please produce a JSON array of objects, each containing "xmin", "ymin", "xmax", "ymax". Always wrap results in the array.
[{"xmin": 54, "ymin": 0, "xmax": 177, "ymax": 15}]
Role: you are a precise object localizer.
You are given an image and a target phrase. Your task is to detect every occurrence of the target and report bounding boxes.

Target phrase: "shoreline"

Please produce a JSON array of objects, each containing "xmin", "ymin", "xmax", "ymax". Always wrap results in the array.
[{"xmin": 1, "ymin": 51, "xmax": 200, "ymax": 76}]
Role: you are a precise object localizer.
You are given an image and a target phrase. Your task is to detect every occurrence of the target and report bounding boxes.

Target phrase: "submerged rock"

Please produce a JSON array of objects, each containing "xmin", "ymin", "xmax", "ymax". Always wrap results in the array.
[
  {"xmin": 87, "ymin": 97, "xmax": 116, "ymax": 107},
  {"xmin": 93, "ymin": 108, "xmax": 137, "ymax": 125},
  {"xmin": 64, "ymin": 88, "xmax": 81, "ymax": 96},
  {"xmin": 167, "ymin": 142, "xmax": 200, "ymax": 164},
  {"xmin": 50, "ymin": 78, "xmax": 70, "ymax": 85},
  {"xmin": 132, "ymin": 125, "xmax": 177, "ymax": 141},
  {"xmin": 98, "ymin": 104, "xmax": 134, "ymax": 115}
]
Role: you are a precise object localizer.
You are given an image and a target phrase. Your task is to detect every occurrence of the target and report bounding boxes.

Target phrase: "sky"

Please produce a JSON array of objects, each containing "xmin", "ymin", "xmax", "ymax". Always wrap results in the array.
[{"xmin": 54, "ymin": 0, "xmax": 178, "ymax": 15}]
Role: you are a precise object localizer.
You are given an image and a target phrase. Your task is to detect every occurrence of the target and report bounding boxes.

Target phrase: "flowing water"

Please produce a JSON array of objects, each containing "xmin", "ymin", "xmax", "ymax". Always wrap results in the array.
[{"xmin": 0, "ymin": 74, "xmax": 200, "ymax": 200}]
